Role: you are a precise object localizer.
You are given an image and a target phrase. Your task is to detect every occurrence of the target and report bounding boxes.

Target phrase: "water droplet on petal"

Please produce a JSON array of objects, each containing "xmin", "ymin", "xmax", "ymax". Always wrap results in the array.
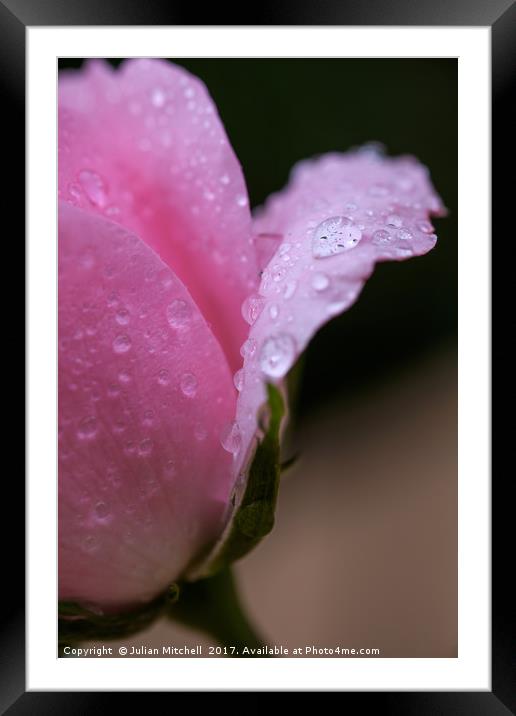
[
  {"xmin": 151, "ymin": 87, "xmax": 166, "ymax": 107},
  {"xmin": 142, "ymin": 410, "xmax": 155, "ymax": 427},
  {"xmin": 236, "ymin": 194, "xmax": 248, "ymax": 207},
  {"xmin": 312, "ymin": 217, "xmax": 362, "ymax": 258},
  {"xmin": 220, "ymin": 421, "xmax": 242, "ymax": 455},
  {"xmin": 283, "ymin": 280, "xmax": 297, "ymax": 299},
  {"xmin": 163, "ymin": 460, "xmax": 176, "ymax": 480},
  {"xmin": 272, "ymin": 266, "xmax": 286, "ymax": 282},
  {"xmin": 107, "ymin": 291, "xmax": 119, "ymax": 308},
  {"xmin": 107, "ymin": 383, "xmax": 120, "ymax": 398},
  {"xmin": 269, "ymin": 304, "xmax": 280, "ymax": 320},
  {"xmin": 157, "ymin": 369, "xmax": 170, "ymax": 386},
  {"xmin": 77, "ymin": 416, "xmax": 98, "ymax": 440},
  {"xmin": 386, "ymin": 214, "xmax": 403, "ymax": 228},
  {"xmin": 240, "ymin": 338, "xmax": 257, "ymax": 358},
  {"xmin": 194, "ymin": 424, "xmax": 207, "ymax": 441},
  {"xmin": 416, "ymin": 220, "xmax": 434, "ymax": 234},
  {"xmin": 112, "ymin": 334, "xmax": 131, "ymax": 354},
  {"xmin": 105, "ymin": 204, "xmax": 120, "ymax": 218},
  {"xmin": 233, "ymin": 369, "xmax": 244, "ymax": 391},
  {"xmin": 312, "ymin": 273, "xmax": 330, "ymax": 292},
  {"xmin": 180, "ymin": 372, "xmax": 198, "ymax": 398},
  {"xmin": 118, "ymin": 370, "xmax": 131, "ymax": 384},
  {"xmin": 138, "ymin": 438, "xmax": 153, "ymax": 457},
  {"xmin": 166, "ymin": 299, "xmax": 191, "ymax": 329},
  {"xmin": 357, "ymin": 141, "xmax": 386, "ymax": 159},
  {"xmin": 259, "ymin": 334, "xmax": 296, "ymax": 378},
  {"xmin": 78, "ymin": 170, "xmax": 108, "ymax": 208},
  {"xmin": 372, "ymin": 229, "xmax": 393, "ymax": 245},
  {"xmin": 396, "ymin": 229, "xmax": 413, "ymax": 241},
  {"xmin": 124, "ymin": 440, "xmax": 137, "ymax": 456},
  {"xmin": 82, "ymin": 535, "xmax": 99, "ymax": 553},
  {"xmin": 241, "ymin": 296, "xmax": 265, "ymax": 325},
  {"xmin": 115, "ymin": 308, "xmax": 130, "ymax": 325},
  {"xmin": 94, "ymin": 501, "xmax": 110, "ymax": 520}
]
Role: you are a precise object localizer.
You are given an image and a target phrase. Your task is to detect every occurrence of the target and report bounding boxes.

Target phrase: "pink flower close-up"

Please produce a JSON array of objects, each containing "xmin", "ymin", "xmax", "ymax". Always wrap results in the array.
[{"xmin": 58, "ymin": 59, "xmax": 445, "ymax": 611}]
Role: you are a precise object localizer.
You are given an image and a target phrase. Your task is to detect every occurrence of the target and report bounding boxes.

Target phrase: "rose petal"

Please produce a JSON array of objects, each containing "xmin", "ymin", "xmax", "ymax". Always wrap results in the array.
[
  {"xmin": 59, "ymin": 59, "xmax": 258, "ymax": 372},
  {"xmin": 235, "ymin": 149, "xmax": 446, "ymax": 468},
  {"xmin": 58, "ymin": 202, "xmax": 236, "ymax": 608}
]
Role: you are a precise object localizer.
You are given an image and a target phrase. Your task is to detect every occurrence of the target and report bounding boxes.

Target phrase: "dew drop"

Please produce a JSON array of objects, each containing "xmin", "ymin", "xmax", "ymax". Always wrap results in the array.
[
  {"xmin": 112, "ymin": 334, "xmax": 131, "ymax": 354},
  {"xmin": 272, "ymin": 267, "xmax": 286, "ymax": 282},
  {"xmin": 269, "ymin": 304, "xmax": 280, "ymax": 320},
  {"xmin": 357, "ymin": 141, "xmax": 386, "ymax": 159},
  {"xmin": 115, "ymin": 307, "xmax": 130, "ymax": 325},
  {"xmin": 236, "ymin": 194, "xmax": 248, "ymax": 207},
  {"xmin": 233, "ymin": 369, "xmax": 244, "ymax": 391},
  {"xmin": 386, "ymin": 214, "xmax": 403, "ymax": 228},
  {"xmin": 312, "ymin": 217, "xmax": 362, "ymax": 258},
  {"xmin": 220, "ymin": 173, "xmax": 230, "ymax": 185},
  {"xmin": 372, "ymin": 229, "xmax": 393, "ymax": 245},
  {"xmin": 416, "ymin": 220, "xmax": 434, "ymax": 234},
  {"xmin": 124, "ymin": 440, "xmax": 137, "ymax": 456},
  {"xmin": 68, "ymin": 183, "xmax": 82, "ymax": 202},
  {"xmin": 194, "ymin": 424, "xmax": 207, "ymax": 441},
  {"xmin": 259, "ymin": 334, "xmax": 296, "ymax": 378},
  {"xmin": 118, "ymin": 370, "xmax": 131, "ymax": 384},
  {"xmin": 142, "ymin": 410, "xmax": 155, "ymax": 427},
  {"xmin": 157, "ymin": 369, "xmax": 170, "ymax": 386},
  {"xmin": 107, "ymin": 465, "xmax": 121, "ymax": 488},
  {"xmin": 107, "ymin": 291, "xmax": 119, "ymax": 308},
  {"xmin": 138, "ymin": 438, "xmax": 153, "ymax": 457},
  {"xmin": 82, "ymin": 535, "xmax": 99, "ymax": 553},
  {"xmin": 113, "ymin": 419, "xmax": 126, "ymax": 434},
  {"xmin": 166, "ymin": 299, "xmax": 191, "ymax": 329},
  {"xmin": 151, "ymin": 87, "xmax": 166, "ymax": 107},
  {"xmin": 163, "ymin": 460, "xmax": 176, "ymax": 480},
  {"xmin": 77, "ymin": 416, "xmax": 98, "ymax": 440},
  {"xmin": 241, "ymin": 295, "xmax": 265, "ymax": 325},
  {"xmin": 220, "ymin": 421, "xmax": 242, "ymax": 455},
  {"xmin": 78, "ymin": 170, "xmax": 108, "ymax": 208},
  {"xmin": 180, "ymin": 372, "xmax": 198, "ymax": 398},
  {"xmin": 283, "ymin": 280, "xmax": 297, "ymax": 299},
  {"xmin": 240, "ymin": 338, "xmax": 257, "ymax": 358},
  {"xmin": 104, "ymin": 205, "xmax": 120, "ymax": 218},
  {"xmin": 396, "ymin": 228, "xmax": 413, "ymax": 241},
  {"xmin": 312, "ymin": 273, "xmax": 330, "ymax": 292},
  {"xmin": 94, "ymin": 501, "xmax": 110, "ymax": 520}
]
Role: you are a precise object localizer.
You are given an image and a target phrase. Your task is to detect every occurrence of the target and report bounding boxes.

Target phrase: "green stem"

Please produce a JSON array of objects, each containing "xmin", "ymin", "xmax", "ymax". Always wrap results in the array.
[{"xmin": 169, "ymin": 567, "xmax": 269, "ymax": 656}]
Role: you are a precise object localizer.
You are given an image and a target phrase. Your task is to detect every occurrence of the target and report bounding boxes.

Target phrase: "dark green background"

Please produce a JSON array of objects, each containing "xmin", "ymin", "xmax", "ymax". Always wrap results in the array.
[{"xmin": 59, "ymin": 58, "xmax": 457, "ymax": 418}]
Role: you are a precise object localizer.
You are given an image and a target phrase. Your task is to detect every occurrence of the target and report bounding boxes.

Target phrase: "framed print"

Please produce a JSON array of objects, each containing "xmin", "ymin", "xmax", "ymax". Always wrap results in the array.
[{"xmin": 8, "ymin": 0, "xmax": 509, "ymax": 709}]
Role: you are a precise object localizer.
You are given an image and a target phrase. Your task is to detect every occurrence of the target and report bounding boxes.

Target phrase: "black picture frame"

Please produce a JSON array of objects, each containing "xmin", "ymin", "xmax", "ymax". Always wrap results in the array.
[{"xmin": 9, "ymin": 0, "xmax": 508, "ymax": 710}]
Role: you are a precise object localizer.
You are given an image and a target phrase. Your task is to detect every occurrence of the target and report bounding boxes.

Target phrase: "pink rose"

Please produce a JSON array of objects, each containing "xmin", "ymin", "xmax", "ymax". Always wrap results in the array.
[{"xmin": 59, "ymin": 59, "xmax": 445, "ymax": 610}]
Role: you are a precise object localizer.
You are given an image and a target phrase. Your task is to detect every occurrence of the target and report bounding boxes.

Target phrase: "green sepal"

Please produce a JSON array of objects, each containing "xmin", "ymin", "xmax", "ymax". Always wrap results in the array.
[
  {"xmin": 58, "ymin": 584, "xmax": 179, "ymax": 649},
  {"xmin": 187, "ymin": 383, "xmax": 285, "ymax": 579}
]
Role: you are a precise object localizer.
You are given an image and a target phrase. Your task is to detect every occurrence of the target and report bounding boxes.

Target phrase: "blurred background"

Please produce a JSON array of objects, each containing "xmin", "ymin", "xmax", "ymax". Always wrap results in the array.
[{"xmin": 59, "ymin": 58, "xmax": 457, "ymax": 657}]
